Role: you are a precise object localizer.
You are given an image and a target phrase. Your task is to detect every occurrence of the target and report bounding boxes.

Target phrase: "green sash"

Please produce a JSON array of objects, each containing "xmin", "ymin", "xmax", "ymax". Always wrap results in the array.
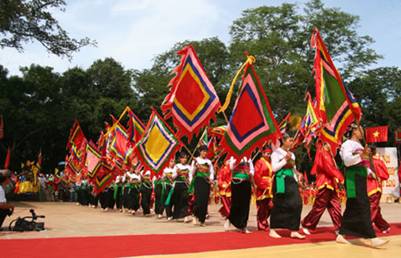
[
  {"xmin": 113, "ymin": 184, "xmax": 122, "ymax": 200},
  {"xmin": 164, "ymin": 183, "xmax": 175, "ymax": 206},
  {"xmin": 345, "ymin": 165, "xmax": 367, "ymax": 198},
  {"xmin": 233, "ymin": 172, "xmax": 249, "ymax": 181},
  {"xmin": 275, "ymin": 168, "xmax": 294, "ymax": 194},
  {"xmin": 195, "ymin": 171, "xmax": 209, "ymax": 178}
]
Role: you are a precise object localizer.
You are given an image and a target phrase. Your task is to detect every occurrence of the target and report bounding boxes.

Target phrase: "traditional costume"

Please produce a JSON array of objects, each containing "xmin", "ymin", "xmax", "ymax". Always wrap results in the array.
[
  {"xmin": 217, "ymin": 162, "xmax": 232, "ymax": 219},
  {"xmin": 112, "ymin": 176, "xmax": 124, "ymax": 211},
  {"xmin": 192, "ymin": 156, "xmax": 214, "ymax": 225},
  {"xmin": 254, "ymin": 152, "xmax": 274, "ymax": 231},
  {"xmin": 302, "ymin": 143, "xmax": 344, "ymax": 232},
  {"xmin": 171, "ymin": 163, "xmax": 192, "ymax": 220},
  {"xmin": 270, "ymin": 147, "xmax": 303, "ymax": 232},
  {"xmin": 228, "ymin": 157, "xmax": 254, "ymax": 232},
  {"xmin": 368, "ymin": 155, "xmax": 390, "ymax": 232},
  {"xmin": 140, "ymin": 171, "xmax": 153, "ymax": 215},
  {"xmin": 338, "ymin": 139, "xmax": 376, "ymax": 238},
  {"xmin": 155, "ymin": 167, "xmax": 174, "ymax": 218}
]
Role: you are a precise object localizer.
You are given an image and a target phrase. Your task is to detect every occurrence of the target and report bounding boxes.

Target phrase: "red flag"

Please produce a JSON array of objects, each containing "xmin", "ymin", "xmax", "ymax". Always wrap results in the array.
[
  {"xmin": 4, "ymin": 147, "xmax": 10, "ymax": 169},
  {"xmin": 365, "ymin": 126, "xmax": 388, "ymax": 143},
  {"xmin": 67, "ymin": 120, "xmax": 86, "ymax": 150},
  {"xmin": 161, "ymin": 45, "xmax": 221, "ymax": 140}
]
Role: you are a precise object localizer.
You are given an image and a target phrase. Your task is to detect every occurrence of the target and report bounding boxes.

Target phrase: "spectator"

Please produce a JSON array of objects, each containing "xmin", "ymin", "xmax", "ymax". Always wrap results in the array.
[{"xmin": 0, "ymin": 173, "xmax": 15, "ymax": 229}]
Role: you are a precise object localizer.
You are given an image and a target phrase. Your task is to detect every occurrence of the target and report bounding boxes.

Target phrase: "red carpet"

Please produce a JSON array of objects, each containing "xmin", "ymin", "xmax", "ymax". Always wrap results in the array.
[{"xmin": 1, "ymin": 223, "xmax": 401, "ymax": 258}]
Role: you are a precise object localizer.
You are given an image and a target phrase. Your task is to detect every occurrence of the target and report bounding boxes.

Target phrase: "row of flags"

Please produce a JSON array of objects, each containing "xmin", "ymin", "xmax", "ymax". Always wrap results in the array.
[{"xmin": 60, "ymin": 28, "xmax": 389, "ymax": 193}]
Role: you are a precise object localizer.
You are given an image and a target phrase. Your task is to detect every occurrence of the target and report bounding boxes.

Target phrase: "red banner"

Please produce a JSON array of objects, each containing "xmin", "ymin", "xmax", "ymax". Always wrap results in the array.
[{"xmin": 365, "ymin": 126, "xmax": 388, "ymax": 143}]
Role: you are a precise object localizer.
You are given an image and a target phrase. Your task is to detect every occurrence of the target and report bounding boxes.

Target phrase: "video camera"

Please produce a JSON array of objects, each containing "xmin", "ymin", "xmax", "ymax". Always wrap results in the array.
[{"xmin": 9, "ymin": 209, "xmax": 46, "ymax": 232}]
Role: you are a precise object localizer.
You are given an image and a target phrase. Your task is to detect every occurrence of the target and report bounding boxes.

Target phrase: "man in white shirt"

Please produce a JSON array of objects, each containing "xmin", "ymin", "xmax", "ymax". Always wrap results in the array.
[{"xmin": 0, "ymin": 173, "xmax": 14, "ymax": 229}]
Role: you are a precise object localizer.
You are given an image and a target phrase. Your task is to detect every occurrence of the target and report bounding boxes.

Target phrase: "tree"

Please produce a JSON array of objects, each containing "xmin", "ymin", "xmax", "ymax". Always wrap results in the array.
[
  {"xmin": 349, "ymin": 67, "xmax": 401, "ymax": 144},
  {"xmin": 0, "ymin": 0, "xmax": 94, "ymax": 58},
  {"xmin": 228, "ymin": 0, "xmax": 381, "ymax": 119}
]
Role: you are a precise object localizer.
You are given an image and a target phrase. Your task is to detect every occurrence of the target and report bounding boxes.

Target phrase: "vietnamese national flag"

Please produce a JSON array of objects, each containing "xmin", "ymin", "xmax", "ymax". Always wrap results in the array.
[{"xmin": 365, "ymin": 126, "xmax": 388, "ymax": 143}]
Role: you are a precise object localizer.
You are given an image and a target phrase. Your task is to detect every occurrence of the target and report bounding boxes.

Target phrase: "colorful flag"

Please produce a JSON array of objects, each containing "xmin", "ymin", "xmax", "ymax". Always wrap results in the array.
[
  {"xmin": 311, "ymin": 28, "xmax": 362, "ymax": 151},
  {"xmin": 127, "ymin": 108, "xmax": 145, "ymax": 143},
  {"xmin": 161, "ymin": 45, "xmax": 221, "ymax": 140},
  {"xmin": 67, "ymin": 120, "xmax": 86, "ymax": 150},
  {"xmin": 85, "ymin": 142, "xmax": 102, "ymax": 178},
  {"xmin": 220, "ymin": 59, "xmax": 281, "ymax": 160},
  {"xmin": 301, "ymin": 93, "xmax": 320, "ymax": 133},
  {"xmin": 108, "ymin": 123, "xmax": 129, "ymax": 163},
  {"xmin": 279, "ymin": 112, "xmax": 291, "ymax": 134},
  {"xmin": 90, "ymin": 162, "xmax": 116, "ymax": 194},
  {"xmin": 135, "ymin": 109, "xmax": 181, "ymax": 174},
  {"xmin": 198, "ymin": 128, "xmax": 209, "ymax": 146},
  {"xmin": 365, "ymin": 126, "xmax": 388, "ymax": 143},
  {"xmin": 3, "ymin": 147, "xmax": 10, "ymax": 169}
]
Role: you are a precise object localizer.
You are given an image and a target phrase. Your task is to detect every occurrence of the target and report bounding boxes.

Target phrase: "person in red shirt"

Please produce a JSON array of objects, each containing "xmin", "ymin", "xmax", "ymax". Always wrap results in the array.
[
  {"xmin": 367, "ymin": 145, "xmax": 390, "ymax": 233},
  {"xmin": 301, "ymin": 141, "xmax": 344, "ymax": 235},
  {"xmin": 254, "ymin": 146, "xmax": 274, "ymax": 231},
  {"xmin": 217, "ymin": 160, "xmax": 232, "ymax": 229}
]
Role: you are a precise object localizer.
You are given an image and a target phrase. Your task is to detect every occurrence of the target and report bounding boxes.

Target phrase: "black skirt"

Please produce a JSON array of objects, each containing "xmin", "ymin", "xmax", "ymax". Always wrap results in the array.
[
  {"xmin": 140, "ymin": 185, "xmax": 152, "ymax": 215},
  {"xmin": 193, "ymin": 177, "xmax": 211, "ymax": 223},
  {"xmin": 172, "ymin": 182, "xmax": 189, "ymax": 219},
  {"xmin": 270, "ymin": 176, "xmax": 302, "ymax": 230},
  {"xmin": 229, "ymin": 180, "xmax": 251, "ymax": 229},
  {"xmin": 129, "ymin": 187, "xmax": 140, "ymax": 211},
  {"xmin": 339, "ymin": 171, "xmax": 376, "ymax": 238}
]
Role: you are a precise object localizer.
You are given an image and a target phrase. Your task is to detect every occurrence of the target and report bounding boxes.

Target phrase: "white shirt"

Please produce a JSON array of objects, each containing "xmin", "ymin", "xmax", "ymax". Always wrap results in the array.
[
  {"xmin": 340, "ymin": 139, "xmax": 363, "ymax": 167},
  {"xmin": 163, "ymin": 167, "xmax": 175, "ymax": 177},
  {"xmin": 192, "ymin": 157, "xmax": 215, "ymax": 181},
  {"xmin": 228, "ymin": 156, "xmax": 255, "ymax": 175},
  {"xmin": 0, "ymin": 185, "xmax": 7, "ymax": 203},
  {"xmin": 271, "ymin": 147, "xmax": 296, "ymax": 172},
  {"xmin": 174, "ymin": 163, "xmax": 193, "ymax": 181}
]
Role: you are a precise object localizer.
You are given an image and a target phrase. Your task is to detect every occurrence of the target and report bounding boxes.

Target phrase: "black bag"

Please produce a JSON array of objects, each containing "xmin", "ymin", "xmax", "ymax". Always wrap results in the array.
[{"xmin": 9, "ymin": 209, "xmax": 45, "ymax": 232}]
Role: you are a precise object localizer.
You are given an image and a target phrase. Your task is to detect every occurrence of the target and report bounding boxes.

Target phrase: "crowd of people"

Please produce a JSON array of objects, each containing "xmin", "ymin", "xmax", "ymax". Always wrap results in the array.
[{"xmin": 1, "ymin": 124, "xmax": 399, "ymax": 248}]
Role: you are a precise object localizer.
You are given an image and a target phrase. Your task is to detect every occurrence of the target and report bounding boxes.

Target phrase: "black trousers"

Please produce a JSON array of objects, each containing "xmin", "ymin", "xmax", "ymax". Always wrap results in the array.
[
  {"xmin": 193, "ymin": 177, "xmax": 210, "ymax": 223},
  {"xmin": 229, "ymin": 180, "xmax": 252, "ymax": 229},
  {"xmin": 270, "ymin": 176, "xmax": 302, "ymax": 230},
  {"xmin": 340, "ymin": 173, "xmax": 376, "ymax": 238},
  {"xmin": 172, "ymin": 182, "xmax": 189, "ymax": 219},
  {"xmin": 140, "ymin": 186, "xmax": 152, "ymax": 215},
  {"xmin": 155, "ymin": 183, "xmax": 173, "ymax": 217}
]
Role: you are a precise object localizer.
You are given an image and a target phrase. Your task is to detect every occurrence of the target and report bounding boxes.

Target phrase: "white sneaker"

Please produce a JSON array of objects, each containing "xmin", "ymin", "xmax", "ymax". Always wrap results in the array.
[
  {"xmin": 370, "ymin": 237, "xmax": 389, "ymax": 248},
  {"xmin": 290, "ymin": 231, "xmax": 306, "ymax": 239},
  {"xmin": 301, "ymin": 227, "xmax": 311, "ymax": 235},
  {"xmin": 381, "ymin": 228, "xmax": 391, "ymax": 234},
  {"xmin": 167, "ymin": 216, "xmax": 173, "ymax": 221},
  {"xmin": 336, "ymin": 234, "xmax": 349, "ymax": 244},
  {"xmin": 224, "ymin": 219, "xmax": 231, "ymax": 231},
  {"xmin": 269, "ymin": 229, "xmax": 282, "ymax": 238},
  {"xmin": 185, "ymin": 216, "xmax": 193, "ymax": 223}
]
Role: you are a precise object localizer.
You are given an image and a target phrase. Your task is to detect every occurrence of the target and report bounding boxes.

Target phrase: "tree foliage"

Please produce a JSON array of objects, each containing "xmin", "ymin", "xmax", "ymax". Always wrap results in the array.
[{"xmin": 0, "ymin": 0, "xmax": 94, "ymax": 58}]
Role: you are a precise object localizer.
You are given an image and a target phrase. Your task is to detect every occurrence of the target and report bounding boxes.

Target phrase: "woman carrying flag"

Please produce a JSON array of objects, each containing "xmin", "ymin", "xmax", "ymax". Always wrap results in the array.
[
  {"xmin": 336, "ymin": 124, "xmax": 388, "ymax": 247},
  {"xmin": 269, "ymin": 133, "xmax": 305, "ymax": 239}
]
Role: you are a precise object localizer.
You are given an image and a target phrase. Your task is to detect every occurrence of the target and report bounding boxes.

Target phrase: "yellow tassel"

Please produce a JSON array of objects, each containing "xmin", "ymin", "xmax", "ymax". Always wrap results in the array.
[{"xmin": 218, "ymin": 55, "xmax": 256, "ymax": 113}]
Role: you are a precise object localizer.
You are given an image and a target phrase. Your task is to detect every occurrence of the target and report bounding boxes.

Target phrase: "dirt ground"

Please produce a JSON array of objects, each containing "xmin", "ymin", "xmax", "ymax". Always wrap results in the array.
[{"xmin": 1, "ymin": 201, "xmax": 401, "ymax": 239}]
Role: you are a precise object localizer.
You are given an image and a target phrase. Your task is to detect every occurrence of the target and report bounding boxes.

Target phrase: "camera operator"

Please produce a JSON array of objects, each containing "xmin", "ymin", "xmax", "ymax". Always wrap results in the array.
[{"xmin": 0, "ymin": 173, "xmax": 15, "ymax": 229}]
